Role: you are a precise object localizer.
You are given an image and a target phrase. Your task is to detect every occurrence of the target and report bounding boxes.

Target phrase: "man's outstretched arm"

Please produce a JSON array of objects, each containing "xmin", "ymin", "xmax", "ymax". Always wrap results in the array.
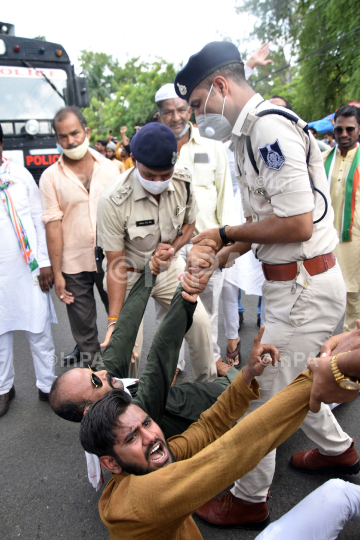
[
  {"xmin": 99, "ymin": 263, "xmax": 156, "ymax": 378},
  {"xmin": 133, "ymin": 285, "xmax": 197, "ymax": 424}
]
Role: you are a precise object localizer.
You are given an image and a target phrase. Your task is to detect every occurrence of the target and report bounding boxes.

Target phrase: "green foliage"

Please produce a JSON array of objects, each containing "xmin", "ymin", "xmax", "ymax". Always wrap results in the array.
[
  {"xmin": 237, "ymin": 0, "xmax": 360, "ymax": 121},
  {"xmin": 79, "ymin": 51, "xmax": 176, "ymax": 141}
]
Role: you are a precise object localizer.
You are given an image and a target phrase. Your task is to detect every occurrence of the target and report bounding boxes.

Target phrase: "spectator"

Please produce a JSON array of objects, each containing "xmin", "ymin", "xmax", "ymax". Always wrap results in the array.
[
  {"xmin": 309, "ymin": 127, "xmax": 330, "ymax": 152},
  {"xmin": 95, "ymin": 139, "xmax": 107, "ymax": 156},
  {"xmin": 0, "ymin": 124, "xmax": 57, "ymax": 415},
  {"xmin": 324, "ymin": 130, "xmax": 335, "ymax": 147},
  {"xmin": 269, "ymin": 95, "xmax": 292, "ymax": 110},
  {"xmin": 39, "ymin": 107, "xmax": 119, "ymax": 367},
  {"xmin": 106, "ymin": 142, "xmax": 125, "ymax": 173}
]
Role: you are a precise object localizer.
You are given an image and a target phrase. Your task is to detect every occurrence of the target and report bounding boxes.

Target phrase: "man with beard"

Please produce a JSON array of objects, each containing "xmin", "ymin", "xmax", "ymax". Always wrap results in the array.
[
  {"xmin": 40, "ymin": 106, "xmax": 119, "ymax": 366},
  {"xmin": 106, "ymin": 141, "xmax": 125, "ymax": 173},
  {"xmin": 323, "ymin": 105, "xmax": 360, "ymax": 332}
]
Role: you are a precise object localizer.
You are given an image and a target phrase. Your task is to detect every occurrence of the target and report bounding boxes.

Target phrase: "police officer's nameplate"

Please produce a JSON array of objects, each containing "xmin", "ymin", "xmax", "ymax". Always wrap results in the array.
[
  {"xmin": 136, "ymin": 220, "xmax": 155, "ymax": 227},
  {"xmin": 258, "ymin": 140, "xmax": 286, "ymax": 171}
]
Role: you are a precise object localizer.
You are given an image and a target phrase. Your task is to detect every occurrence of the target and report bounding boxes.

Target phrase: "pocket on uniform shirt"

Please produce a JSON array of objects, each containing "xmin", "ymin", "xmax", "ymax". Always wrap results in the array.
[{"xmin": 127, "ymin": 225, "xmax": 157, "ymax": 252}]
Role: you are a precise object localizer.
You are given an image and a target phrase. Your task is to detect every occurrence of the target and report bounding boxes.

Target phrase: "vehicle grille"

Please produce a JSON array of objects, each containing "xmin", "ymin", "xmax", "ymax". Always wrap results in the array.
[{"xmin": 29, "ymin": 168, "xmax": 45, "ymax": 185}]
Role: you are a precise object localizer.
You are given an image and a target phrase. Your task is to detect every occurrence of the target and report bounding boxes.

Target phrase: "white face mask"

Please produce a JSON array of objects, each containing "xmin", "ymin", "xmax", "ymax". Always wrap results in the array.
[
  {"xmin": 174, "ymin": 123, "xmax": 190, "ymax": 139},
  {"xmin": 196, "ymin": 83, "xmax": 233, "ymax": 142},
  {"xmin": 135, "ymin": 166, "xmax": 173, "ymax": 195},
  {"xmin": 60, "ymin": 136, "xmax": 89, "ymax": 160}
]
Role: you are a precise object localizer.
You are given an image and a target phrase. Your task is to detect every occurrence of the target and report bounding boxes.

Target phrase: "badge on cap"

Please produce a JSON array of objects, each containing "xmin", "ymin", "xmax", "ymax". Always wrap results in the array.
[
  {"xmin": 177, "ymin": 83, "xmax": 187, "ymax": 96},
  {"xmin": 258, "ymin": 140, "xmax": 285, "ymax": 171},
  {"xmin": 171, "ymin": 152, "xmax": 178, "ymax": 165}
]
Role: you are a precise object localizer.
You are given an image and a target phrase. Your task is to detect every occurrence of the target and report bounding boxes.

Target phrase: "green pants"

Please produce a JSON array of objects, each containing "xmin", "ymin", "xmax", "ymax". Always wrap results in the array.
[{"xmin": 99, "ymin": 263, "xmax": 237, "ymax": 439}]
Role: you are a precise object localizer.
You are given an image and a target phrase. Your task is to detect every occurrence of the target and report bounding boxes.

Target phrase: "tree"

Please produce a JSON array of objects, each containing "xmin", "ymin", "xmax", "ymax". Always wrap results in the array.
[
  {"xmin": 236, "ymin": 0, "xmax": 360, "ymax": 121},
  {"xmin": 79, "ymin": 52, "xmax": 176, "ymax": 141}
]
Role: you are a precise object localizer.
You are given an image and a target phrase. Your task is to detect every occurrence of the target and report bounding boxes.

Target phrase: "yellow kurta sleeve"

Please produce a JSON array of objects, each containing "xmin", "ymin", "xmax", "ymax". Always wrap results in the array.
[{"xmin": 100, "ymin": 371, "xmax": 312, "ymax": 540}]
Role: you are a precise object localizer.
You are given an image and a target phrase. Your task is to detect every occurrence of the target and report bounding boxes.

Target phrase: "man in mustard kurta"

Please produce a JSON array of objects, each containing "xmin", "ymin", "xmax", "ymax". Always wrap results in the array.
[
  {"xmin": 324, "ymin": 105, "xmax": 360, "ymax": 331},
  {"xmin": 80, "ymin": 341, "xmax": 318, "ymax": 539}
]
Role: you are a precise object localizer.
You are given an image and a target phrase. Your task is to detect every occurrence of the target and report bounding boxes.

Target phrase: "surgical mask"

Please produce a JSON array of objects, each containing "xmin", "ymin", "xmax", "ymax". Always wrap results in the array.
[
  {"xmin": 56, "ymin": 144, "xmax": 63, "ymax": 155},
  {"xmin": 174, "ymin": 123, "xmax": 190, "ymax": 139},
  {"xmin": 196, "ymin": 83, "xmax": 233, "ymax": 142},
  {"xmin": 135, "ymin": 166, "xmax": 173, "ymax": 195},
  {"xmin": 324, "ymin": 138, "xmax": 329, "ymax": 144},
  {"xmin": 60, "ymin": 136, "xmax": 89, "ymax": 160}
]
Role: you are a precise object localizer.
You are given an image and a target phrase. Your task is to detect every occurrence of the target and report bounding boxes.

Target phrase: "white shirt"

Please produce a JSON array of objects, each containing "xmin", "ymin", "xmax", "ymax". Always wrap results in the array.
[
  {"xmin": 177, "ymin": 124, "xmax": 237, "ymax": 233},
  {"xmin": 0, "ymin": 160, "xmax": 56, "ymax": 334}
]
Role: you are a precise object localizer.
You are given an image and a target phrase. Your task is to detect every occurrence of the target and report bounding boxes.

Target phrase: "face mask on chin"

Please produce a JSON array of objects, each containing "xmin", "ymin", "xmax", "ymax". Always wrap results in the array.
[
  {"xmin": 196, "ymin": 83, "xmax": 233, "ymax": 142},
  {"xmin": 174, "ymin": 123, "xmax": 190, "ymax": 139},
  {"xmin": 60, "ymin": 136, "xmax": 89, "ymax": 160},
  {"xmin": 135, "ymin": 166, "xmax": 173, "ymax": 195}
]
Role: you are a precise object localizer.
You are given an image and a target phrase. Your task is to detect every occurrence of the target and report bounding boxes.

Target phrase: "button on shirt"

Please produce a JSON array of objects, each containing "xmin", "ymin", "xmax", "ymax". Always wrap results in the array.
[
  {"xmin": 231, "ymin": 93, "xmax": 338, "ymax": 264},
  {"xmin": 97, "ymin": 168, "xmax": 198, "ymax": 271},
  {"xmin": 39, "ymin": 148, "xmax": 119, "ymax": 274},
  {"xmin": 177, "ymin": 123, "xmax": 237, "ymax": 233}
]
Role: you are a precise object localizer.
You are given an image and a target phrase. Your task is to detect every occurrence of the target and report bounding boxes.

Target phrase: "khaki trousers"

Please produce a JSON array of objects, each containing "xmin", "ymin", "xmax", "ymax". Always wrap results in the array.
[
  {"xmin": 126, "ymin": 255, "xmax": 216, "ymax": 382},
  {"xmin": 231, "ymin": 262, "xmax": 352, "ymax": 503},
  {"xmin": 344, "ymin": 290, "xmax": 360, "ymax": 332}
]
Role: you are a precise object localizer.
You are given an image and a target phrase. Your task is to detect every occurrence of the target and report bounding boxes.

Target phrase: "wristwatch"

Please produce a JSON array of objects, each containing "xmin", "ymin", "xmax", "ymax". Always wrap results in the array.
[
  {"xmin": 219, "ymin": 225, "xmax": 234, "ymax": 246},
  {"xmin": 330, "ymin": 353, "xmax": 360, "ymax": 390}
]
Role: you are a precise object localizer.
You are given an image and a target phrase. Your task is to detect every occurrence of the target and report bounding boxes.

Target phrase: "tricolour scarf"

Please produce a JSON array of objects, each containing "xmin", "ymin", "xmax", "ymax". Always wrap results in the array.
[
  {"xmin": 0, "ymin": 158, "xmax": 39, "ymax": 271},
  {"xmin": 324, "ymin": 143, "xmax": 360, "ymax": 242}
]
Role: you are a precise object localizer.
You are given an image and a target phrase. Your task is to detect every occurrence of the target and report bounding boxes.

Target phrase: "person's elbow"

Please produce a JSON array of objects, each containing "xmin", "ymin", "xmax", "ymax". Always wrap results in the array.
[{"xmin": 288, "ymin": 212, "xmax": 313, "ymax": 242}]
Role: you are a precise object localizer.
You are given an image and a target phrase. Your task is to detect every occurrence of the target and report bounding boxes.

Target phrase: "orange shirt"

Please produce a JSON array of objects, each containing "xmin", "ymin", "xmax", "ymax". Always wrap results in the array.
[
  {"xmin": 39, "ymin": 149, "xmax": 119, "ymax": 274},
  {"xmin": 124, "ymin": 156, "xmax": 134, "ymax": 170}
]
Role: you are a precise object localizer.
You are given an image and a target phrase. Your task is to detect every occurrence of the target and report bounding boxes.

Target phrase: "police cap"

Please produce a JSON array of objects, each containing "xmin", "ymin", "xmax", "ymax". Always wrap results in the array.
[
  {"xmin": 130, "ymin": 123, "xmax": 178, "ymax": 171},
  {"xmin": 174, "ymin": 41, "xmax": 243, "ymax": 102}
]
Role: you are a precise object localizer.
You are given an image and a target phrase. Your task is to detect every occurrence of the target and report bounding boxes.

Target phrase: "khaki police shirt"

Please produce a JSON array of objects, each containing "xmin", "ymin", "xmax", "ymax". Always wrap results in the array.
[
  {"xmin": 97, "ymin": 167, "xmax": 198, "ymax": 271},
  {"xmin": 177, "ymin": 123, "xmax": 237, "ymax": 233},
  {"xmin": 231, "ymin": 93, "xmax": 338, "ymax": 265}
]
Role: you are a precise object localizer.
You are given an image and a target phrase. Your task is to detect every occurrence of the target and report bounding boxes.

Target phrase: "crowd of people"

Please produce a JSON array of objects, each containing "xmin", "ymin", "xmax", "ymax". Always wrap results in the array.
[{"xmin": 1, "ymin": 40, "xmax": 360, "ymax": 540}]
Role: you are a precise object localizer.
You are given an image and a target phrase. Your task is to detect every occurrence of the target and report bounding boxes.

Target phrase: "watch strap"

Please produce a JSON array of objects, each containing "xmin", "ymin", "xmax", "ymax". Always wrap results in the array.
[{"xmin": 219, "ymin": 225, "xmax": 233, "ymax": 246}]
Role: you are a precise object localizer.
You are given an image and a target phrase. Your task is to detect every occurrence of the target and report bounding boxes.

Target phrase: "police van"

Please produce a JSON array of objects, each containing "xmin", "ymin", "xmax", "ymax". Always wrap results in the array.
[{"xmin": 0, "ymin": 22, "xmax": 89, "ymax": 183}]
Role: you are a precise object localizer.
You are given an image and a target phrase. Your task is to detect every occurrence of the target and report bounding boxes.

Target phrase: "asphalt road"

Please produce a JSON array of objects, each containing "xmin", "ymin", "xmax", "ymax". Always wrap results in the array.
[{"xmin": 1, "ymin": 289, "xmax": 359, "ymax": 540}]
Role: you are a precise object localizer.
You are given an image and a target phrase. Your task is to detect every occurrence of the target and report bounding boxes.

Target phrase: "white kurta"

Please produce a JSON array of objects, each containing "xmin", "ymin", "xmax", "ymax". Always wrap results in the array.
[
  {"xmin": 0, "ymin": 160, "xmax": 57, "ymax": 335},
  {"xmin": 223, "ymin": 142, "xmax": 264, "ymax": 296}
]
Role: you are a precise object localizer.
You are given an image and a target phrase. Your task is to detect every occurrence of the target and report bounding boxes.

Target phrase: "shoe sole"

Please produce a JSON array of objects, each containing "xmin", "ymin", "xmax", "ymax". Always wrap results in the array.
[
  {"xmin": 290, "ymin": 459, "xmax": 360, "ymax": 476},
  {"xmin": 194, "ymin": 513, "xmax": 270, "ymax": 531}
]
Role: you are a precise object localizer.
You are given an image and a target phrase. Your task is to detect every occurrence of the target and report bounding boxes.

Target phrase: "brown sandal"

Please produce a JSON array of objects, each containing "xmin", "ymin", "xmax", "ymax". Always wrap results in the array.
[{"xmin": 226, "ymin": 339, "xmax": 241, "ymax": 367}]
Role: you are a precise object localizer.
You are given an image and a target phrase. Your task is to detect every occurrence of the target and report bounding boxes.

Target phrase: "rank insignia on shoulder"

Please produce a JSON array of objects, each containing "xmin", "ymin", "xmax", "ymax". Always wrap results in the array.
[{"xmin": 258, "ymin": 140, "xmax": 285, "ymax": 171}]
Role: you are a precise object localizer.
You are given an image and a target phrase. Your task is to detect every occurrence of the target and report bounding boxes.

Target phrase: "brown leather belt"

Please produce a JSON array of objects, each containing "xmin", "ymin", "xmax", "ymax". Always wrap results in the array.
[
  {"xmin": 262, "ymin": 252, "xmax": 336, "ymax": 281},
  {"xmin": 127, "ymin": 267, "xmax": 143, "ymax": 274}
]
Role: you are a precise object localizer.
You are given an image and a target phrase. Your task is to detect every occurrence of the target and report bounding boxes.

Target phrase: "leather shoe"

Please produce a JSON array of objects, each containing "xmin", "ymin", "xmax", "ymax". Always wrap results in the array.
[
  {"xmin": 63, "ymin": 344, "xmax": 80, "ymax": 365},
  {"xmin": 291, "ymin": 439, "xmax": 360, "ymax": 475},
  {"xmin": 194, "ymin": 491, "xmax": 269, "ymax": 529},
  {"xmin": 38, "ymin": 389, "xmax": 50, "ymax": 402},
  {"xmin": 0, "ymin": 386, "xmax": 15, "ymax": 418}
]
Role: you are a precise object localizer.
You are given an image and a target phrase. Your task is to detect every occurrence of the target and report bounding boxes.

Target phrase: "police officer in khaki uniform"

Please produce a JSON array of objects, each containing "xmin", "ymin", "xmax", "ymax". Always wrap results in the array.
[
  {"xmin": 97, "ymin": 123, "xmax": 215, "ymax": 382},
  {"xmin": 174, "ymin": 42, "xmax": 357, "ymax": 527}
]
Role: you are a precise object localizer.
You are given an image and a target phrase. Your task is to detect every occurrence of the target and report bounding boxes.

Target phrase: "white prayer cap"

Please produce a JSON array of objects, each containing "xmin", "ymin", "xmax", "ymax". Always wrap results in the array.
[
  {"xmin": 155, "ymin": 83, "xmax": 179, "ymax": 103},
  {"xmin": 106, "ymin": 141, "xmax": 116, "ymax": 151}
]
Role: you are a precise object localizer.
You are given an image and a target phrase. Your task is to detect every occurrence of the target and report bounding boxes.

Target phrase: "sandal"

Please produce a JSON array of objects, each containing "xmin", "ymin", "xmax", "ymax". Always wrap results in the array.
[{"xmin": 226, "ymin": 339, "xmax": 241, "ymax": 367}]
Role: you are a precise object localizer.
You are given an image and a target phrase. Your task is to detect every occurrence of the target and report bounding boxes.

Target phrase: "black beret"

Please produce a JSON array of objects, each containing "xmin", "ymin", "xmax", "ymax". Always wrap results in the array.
[
  {"xmin": 174, "ymin": 41, "xmax": 243, "ymax": 102},
  {"xmin": 130, "ymin": 123, "xmax": 178, "ymax": 171}
]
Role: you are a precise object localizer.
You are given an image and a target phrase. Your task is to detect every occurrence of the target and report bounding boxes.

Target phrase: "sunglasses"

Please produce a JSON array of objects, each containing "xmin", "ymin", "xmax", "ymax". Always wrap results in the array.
[
  {"xmin": 89, "ymin": 366, "xmax": 103, "ymax": 388},
  {"xmin": 83, "ymin": 367, "xmax": 103, "ymax": 412},
  {"xmin": 334, "ymin": 126, "xmax": 356, "ymax": 136}
]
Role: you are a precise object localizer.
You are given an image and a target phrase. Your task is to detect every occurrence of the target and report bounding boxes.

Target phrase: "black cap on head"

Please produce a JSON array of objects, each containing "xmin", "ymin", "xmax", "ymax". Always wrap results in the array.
[
  {"xmin": 174, "ymin": 41, "xmax": 243, "ymax": 102},
  {"xmin": 130, "ymin": 123, "xmax": 178, "ymax": 171}
]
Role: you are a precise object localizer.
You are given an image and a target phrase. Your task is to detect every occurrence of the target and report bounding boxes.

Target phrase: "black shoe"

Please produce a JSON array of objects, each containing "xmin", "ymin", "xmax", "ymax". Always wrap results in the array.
[
  {"xmin": 63, "ymin": 344, "xmax": 80, "ymax": 365},
  {"xmin": 0, "ymin": 386, "xmax": 15, "ymax": 418},
  {"xmin": 38, "ymin": 389, "xmax": 50, "ymax": 402},
  {"xmin": 257, "ymin": 315, "xmax": 261, "ymax": 327},
  {"xmin": 239, "ymin": 312, "xmax": 244, "ymax": 330}
]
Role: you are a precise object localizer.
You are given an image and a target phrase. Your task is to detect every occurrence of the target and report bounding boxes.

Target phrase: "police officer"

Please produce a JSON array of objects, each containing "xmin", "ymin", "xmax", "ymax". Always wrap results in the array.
[
  {"xmin": 174, "ymin": 42, "xmax": 357, "ymax": 526},
  {"xmin": 97, "ymin": 123, "xmax": 215, "ymax": 381}
]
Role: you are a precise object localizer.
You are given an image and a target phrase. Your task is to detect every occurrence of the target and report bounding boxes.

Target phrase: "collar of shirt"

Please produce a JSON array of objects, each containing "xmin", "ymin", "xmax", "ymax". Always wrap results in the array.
[
  {"xmin": 187, "ymin": 122, "xmax": 204, "ymax": 146},
  {"xmin": 231, "ymin": 93, "xmax": 264, "ymax": 137},
  {"xmin": 336, "ymin": 143, "xmax": 359, "ymax": 160},
  {"xmin": 56, "ymin": 147, "xmax": 104, "ymax": 192},
  {"xmin": 132, "ymin": 169, "xmax": 175, "ymax": 202}
]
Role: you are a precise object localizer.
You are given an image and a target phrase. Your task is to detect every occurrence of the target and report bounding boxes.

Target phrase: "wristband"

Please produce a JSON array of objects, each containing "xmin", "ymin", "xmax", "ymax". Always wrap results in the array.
[{"xmin": 219, "ymin": 225, "xmax": 234, "ymax": 246}]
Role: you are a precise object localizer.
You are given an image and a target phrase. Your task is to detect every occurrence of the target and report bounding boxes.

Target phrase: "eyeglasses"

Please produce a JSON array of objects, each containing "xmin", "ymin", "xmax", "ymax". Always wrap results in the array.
[
  {"xmin": 83, "ymin": 367, "xmax": 103, "ymax": 412},
  {"xmin": 334, "ymin": 126, "xmax": 356, "ymax": 136}
]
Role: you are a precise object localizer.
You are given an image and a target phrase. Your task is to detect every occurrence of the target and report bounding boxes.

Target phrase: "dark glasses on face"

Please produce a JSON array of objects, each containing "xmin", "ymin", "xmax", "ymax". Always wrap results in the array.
[
  {"xmin": 334, "ymin": 126, "xmax": 356, "ymax": 136},
  {"xmin": 89, "ymin": 366, "xmax": 103, "ymax": 388}
]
